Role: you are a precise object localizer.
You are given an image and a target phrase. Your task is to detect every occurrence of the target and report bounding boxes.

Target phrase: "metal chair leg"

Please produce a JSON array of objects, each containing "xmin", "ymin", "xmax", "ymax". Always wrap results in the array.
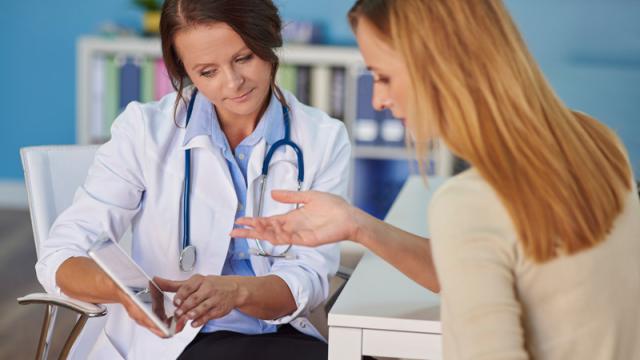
[
  {"xmin": 18, "ymin": 294, "xmax": 107, "ymax": 360},
  {"xmin": 58, "ymin": 314, "xmax": 89, "ymax": 360},
  {"xmin": 35, "ymin": 304, "xmax": 55, "ymax": 360}
]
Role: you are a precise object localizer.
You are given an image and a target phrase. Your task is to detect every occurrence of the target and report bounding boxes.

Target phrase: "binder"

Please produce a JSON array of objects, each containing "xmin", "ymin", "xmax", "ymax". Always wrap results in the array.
[
  {"xmin": 90, "ymin": 55, "xmax": 105, "ymax": 142},
  {"xmin": 120, "ymin": 58, "xmax": 141, "ymax": 110},
  {"xmin": 310, "ymin": 65, "xmax": 331, "ymax": 114},
  {"xmin": 154, "ymin": 59, "xmax": 174, "ymax": 100},
  {"xmin": 276, "ymin": 64, "xmax": 297, "ymax": 95},
  {"xmin": 295, "ymin": 65, "xmax": 311, "ymax": 105},
  {"xmin": 329, "ymin": 67, "xmax": 346, "ymax": 120},
  {"xmin": 353, "ymin": 159, "xmax": 410, "ymax": 219},
  {"xmin": 104, "ymin": 55, "xmax": 121, "ymax": 137},
  {"xmin": 378, "ymin": 109, "xmax": 405, "ymax": 146},
  {"xmin": 354, "ymin": 72, "xmax": 378, "ymax": 144},
  {"xmin": 140, "ymin": 57, "xmax": 155, "ymax": 103}
]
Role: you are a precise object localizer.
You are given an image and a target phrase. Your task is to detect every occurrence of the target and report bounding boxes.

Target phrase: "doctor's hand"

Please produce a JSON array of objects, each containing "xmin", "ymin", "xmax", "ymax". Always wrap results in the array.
[
  {"xmin": 231, "ymin": 190, "xmax": 360, "ymax": 247},
  {"xmin": 155, "ymin": 275, "xmax": 244, "ymax": 332},
  {"xmin": 114, "ymin": 286, "xmax": 168, "ymax": 338}
]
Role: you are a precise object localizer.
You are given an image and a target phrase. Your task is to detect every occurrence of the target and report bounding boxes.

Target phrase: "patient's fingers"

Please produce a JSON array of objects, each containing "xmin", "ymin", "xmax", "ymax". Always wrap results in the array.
[
  {"xmin": 271, "ymin": 190, "xmax": 313, "ymax": 204},
  {"xmin": 235, "ymin": 217, "xmax": 257, "ymax": 227},
  {"xmin": 232, "ymin": 219, "xmax": 291, "ymax": 245}
]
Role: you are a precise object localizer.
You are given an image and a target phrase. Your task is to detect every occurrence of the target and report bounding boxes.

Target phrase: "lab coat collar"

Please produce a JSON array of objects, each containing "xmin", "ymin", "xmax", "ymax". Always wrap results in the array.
[
  {"xmin": 180, "ymin": 91, "xmax": 284, "ymax": 152},
  {"xmin": 181, "ymin": 91, "xmax": 212, "ymax": 149}
]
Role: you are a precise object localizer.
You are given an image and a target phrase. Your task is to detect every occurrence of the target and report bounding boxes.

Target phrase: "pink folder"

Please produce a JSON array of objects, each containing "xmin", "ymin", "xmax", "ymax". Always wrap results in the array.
[{"xmin": 154, "ymin": 59, "xmax": 174, "ymax": 100}]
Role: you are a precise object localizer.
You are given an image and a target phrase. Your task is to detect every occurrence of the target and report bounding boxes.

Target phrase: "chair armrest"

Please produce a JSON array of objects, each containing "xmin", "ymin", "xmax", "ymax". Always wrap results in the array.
[{"xmin": 17, "ymin": 293, "xmax": 107, "ymax": 317}]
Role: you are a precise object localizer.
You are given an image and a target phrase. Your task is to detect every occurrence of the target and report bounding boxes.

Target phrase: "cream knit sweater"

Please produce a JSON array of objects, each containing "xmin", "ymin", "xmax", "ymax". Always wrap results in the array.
[{"xmin": 429, "ymin": 168, "xmax": 640, "ymax": 360}]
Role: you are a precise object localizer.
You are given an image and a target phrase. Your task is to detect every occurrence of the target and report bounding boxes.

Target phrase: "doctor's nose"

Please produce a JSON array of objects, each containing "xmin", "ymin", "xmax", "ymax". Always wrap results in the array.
[{"xmin": 225, "ymin": 69, "xmax": 245, "ymax": 90}]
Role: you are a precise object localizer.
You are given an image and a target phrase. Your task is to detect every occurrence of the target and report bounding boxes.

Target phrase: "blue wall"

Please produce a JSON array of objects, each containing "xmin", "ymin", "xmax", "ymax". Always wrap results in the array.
[
  {"xmin": 0, "ymin": 0, "xmax": 139, "ymax": 179},
  {"xmin": 504, "ymin": 0, "xmax": 640, "ymax": 177},
  {"xmin": 1, "ymin": 0, "xmax": 638, "ymax": 181}
]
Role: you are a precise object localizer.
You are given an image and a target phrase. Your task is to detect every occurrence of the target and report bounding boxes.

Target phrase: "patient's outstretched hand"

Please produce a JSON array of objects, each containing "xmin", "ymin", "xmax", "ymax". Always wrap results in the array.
[{"xmin": 231, "ymin": 190, "xmax": 358, "ymax": 247}]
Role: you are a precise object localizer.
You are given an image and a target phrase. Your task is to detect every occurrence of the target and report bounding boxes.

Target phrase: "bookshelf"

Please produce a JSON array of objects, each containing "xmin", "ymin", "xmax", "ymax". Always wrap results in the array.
[
  {"xmin": 76, "ymin": 35, "xmax": 452, "ymax": 218},
  {"xmin": 76, "ymin": 36, "xmax": 365, "ymax": 145}
]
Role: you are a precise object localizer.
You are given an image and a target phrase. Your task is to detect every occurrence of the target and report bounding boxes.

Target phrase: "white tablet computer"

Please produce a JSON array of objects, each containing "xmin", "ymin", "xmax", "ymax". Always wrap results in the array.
[{"xmin": 88, "ymin": 234, "xmax": 177, "ymax": 337}]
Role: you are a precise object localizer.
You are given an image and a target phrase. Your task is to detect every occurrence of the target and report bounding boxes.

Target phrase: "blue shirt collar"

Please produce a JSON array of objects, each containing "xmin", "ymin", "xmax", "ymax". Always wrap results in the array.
[{"xmin": 182, "ymin": 91, "xmax": 285, "ymax": 150}]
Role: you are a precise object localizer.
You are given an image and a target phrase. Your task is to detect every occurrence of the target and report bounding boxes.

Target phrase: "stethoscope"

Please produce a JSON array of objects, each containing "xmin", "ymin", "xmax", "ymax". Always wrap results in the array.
[{"xmin": 179, "ymin": 89, "xmax": 304, "ymax": 272}]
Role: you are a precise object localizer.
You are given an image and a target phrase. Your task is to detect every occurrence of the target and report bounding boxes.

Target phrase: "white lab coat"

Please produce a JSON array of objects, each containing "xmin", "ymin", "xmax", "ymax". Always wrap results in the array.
[{"xmin": 36, "ymin": 89, "xmax": 351, "ymax": 359}]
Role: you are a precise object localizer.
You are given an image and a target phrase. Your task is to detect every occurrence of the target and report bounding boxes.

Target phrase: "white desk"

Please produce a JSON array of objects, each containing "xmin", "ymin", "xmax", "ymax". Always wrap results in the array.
[{"xmin": 328, "ymin": 176, "xmax": 445, "ymax": 360}]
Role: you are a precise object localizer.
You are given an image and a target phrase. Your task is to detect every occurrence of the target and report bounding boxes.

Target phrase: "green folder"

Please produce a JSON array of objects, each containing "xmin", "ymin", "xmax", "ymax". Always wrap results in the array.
[
  {"xmin": 140, "ymin": 57, "xmax": 155, "ymax": 103},
  {"xmin": 277, "ymin": 64, "xmax": 297, "ymax": 94},
  {"xmin": 104, "ymin": 55, "xmax": 120, "ymax": 137}
]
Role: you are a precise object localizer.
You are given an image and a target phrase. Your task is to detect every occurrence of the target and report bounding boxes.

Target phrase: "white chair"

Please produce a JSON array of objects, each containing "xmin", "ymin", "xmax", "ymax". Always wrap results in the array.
[{"xmin": 18, "ymin": 145, "xmax": 108, "ymax": 360}]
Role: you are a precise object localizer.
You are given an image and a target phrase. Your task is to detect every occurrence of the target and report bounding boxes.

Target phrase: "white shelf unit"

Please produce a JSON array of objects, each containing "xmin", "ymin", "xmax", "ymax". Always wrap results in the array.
[
  {"xmin": 76, "ymin": 36, "xmax": 452, "ymax": 209},
  {"xmin": 76, "ymin": 36, "xmax": 365, "ymax": 145}
]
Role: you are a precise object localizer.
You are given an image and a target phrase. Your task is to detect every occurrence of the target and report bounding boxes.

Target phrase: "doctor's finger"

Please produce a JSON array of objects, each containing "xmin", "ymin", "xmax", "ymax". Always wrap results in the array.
[
  {"xmin": 192, "ymin": 306, "xmax": 228, "ymax": 327},
  {"xmin": 153, "ymin": 276, "xmax": 183, "ymax": 293},
  {"xmin": 121, "ymin": 297, "xmax": 165, "ymax": 336},
  {"xmin": 188, "ymin": 298, "xmax": 232, "ymax": 326},
  {"xmin": 176, "ymin": 281, "xmax": 213, "ymax": 315},
  {"xmin": 182, "ymin": 296, "xmax": 217, "ymax": 321},
  {"xmin": 175, "ymin": 316, "xmax": 188, "ymax": 333},
  {"xmin": 173, "ymin": 276, "xmax": 205, "ymax": 307}
]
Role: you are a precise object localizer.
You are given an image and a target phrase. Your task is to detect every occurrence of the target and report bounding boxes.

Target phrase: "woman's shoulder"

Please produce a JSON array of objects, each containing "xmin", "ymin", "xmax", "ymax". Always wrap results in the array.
[
  {"xmin": 430, "ymin": 168, "xmax": 498, "ymax": 208},
  {"xmin": 428, "ymin": 168, "xmax": 518, "ymax": 244}
]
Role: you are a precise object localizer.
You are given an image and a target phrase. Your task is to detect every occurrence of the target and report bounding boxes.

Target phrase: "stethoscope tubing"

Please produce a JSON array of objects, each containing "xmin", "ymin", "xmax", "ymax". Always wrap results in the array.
[
  {"xmin": 181, "ymin": 89, "xmax": 303, "ymax": 270},
  {"xmin": 182, "ymin": 91, "xmax": 198, "ymax": 252}
]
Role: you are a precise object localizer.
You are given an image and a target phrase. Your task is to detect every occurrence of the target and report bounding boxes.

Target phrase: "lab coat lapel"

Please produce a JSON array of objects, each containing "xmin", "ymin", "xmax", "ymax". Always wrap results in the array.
[{"xmin": 181, "ymin": 134, "xmax": 236, "ymax": 275}]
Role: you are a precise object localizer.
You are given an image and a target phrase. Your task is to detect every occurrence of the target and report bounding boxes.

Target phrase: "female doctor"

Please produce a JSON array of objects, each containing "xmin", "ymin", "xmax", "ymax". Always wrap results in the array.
[{"xmin": 36, "ymin": 0, "xmax": 349, "ymax": 359}]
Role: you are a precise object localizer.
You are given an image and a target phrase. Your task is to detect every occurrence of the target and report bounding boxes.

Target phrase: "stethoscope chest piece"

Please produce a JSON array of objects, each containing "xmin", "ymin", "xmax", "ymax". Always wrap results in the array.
[{"xmin": 179, "ymin": 244, "xmax": 197, "ymax": 272}]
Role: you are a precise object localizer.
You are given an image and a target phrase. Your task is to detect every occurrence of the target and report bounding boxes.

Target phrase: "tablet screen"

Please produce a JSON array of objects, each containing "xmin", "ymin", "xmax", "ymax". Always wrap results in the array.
[{"xmin": 88, "ymin": 234, "xmax": 177, "ymax": 337}]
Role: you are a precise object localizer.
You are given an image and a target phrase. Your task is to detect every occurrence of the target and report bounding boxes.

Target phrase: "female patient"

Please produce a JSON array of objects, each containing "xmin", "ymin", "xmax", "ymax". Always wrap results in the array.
[
  {"xmin": 38, "ymin": 0, "xmax": 350, "ymax": 359},
  {"xmin": 234, "ymin": 1, "xmax": 640, "ymax": 359}
]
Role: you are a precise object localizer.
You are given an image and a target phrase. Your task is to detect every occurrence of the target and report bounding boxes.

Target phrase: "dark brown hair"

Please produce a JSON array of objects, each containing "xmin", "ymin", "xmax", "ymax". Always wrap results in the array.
[{"xmin": 160, "ymin": 0, "xmax": 287, "ymax": 122}]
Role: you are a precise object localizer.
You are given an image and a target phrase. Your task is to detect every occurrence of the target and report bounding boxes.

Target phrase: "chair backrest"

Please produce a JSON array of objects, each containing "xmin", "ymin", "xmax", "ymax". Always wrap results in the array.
[
  {"xmin": 21, "ymin": 145, "xmax": 100, "ymax": 258},
  {"xmin": 384, "ymin": 175, "xmax": 446, "ymax": 238},
  {"xmin": 21, "ymin": 145, "xmax": 106, "ymax": 359}
]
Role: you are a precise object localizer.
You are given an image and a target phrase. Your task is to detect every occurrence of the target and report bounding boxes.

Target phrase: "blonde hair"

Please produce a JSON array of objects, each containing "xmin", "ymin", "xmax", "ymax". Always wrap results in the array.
[{"xmin": 349, "ymin": 0, "xmax": 632, "ymax": 262}]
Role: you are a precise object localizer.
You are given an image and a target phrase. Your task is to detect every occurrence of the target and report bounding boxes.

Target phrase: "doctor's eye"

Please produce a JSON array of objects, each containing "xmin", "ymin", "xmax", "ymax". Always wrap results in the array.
[
  {"xmin": 200, "ymin": 69, "xmax": 217, "ymax": 78},
  {"xmin": 236, "ymin": 54, "xmax": 254, "ymax": 63}
]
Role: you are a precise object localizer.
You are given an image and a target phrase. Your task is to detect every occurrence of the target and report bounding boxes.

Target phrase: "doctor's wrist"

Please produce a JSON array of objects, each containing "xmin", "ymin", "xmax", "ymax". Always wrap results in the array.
[
  {"xmin": 230, "ymin": 276, "xmax": 250, "ymax": 308},
  {"xmin": 96, "ymin": 270, "xmax": 121, "ymax": 303}
]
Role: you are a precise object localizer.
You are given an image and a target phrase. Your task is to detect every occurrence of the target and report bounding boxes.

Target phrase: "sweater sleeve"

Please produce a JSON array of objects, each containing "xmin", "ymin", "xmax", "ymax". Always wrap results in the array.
[{"xmin": 428, "ymin": 172, "xmax": 529, "ymax": 360}]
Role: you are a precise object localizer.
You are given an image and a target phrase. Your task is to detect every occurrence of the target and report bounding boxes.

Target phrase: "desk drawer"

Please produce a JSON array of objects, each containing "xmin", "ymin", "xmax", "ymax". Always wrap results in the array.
[{"xmin": 362, "ymin": 329, "xmax": 442, "ymax": 360}]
